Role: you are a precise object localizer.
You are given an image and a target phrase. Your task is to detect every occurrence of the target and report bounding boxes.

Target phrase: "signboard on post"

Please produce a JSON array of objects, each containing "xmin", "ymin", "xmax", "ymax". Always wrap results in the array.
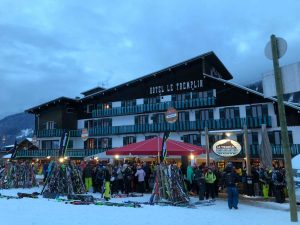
[
  {"xmin": 212, "ymin": 139, "xmax": 242, "ymax": 157},
  {"xmin": 165, "ymin": 107, "xmax": 178, "ymax": 123},
  {"xmin": 81, "ymin": 128, "xmax": 89, "ymax": 141},
  {"xmin": 262, "ymin": 62, "xmax": 300, "ymax": 97}
]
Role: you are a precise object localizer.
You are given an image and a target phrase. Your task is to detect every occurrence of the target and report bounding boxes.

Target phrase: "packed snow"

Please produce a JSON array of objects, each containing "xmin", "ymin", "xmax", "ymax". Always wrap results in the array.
[{"xmin": 0, "ymin": 187, "xmax": 299, "ymax": 225}]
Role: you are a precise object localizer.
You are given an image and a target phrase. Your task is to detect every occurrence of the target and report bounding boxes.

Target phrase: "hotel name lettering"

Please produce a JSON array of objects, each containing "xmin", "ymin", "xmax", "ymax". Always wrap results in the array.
[{"xmin": 149, "ymin": 80, "xmax": 203, "ymax": 95}]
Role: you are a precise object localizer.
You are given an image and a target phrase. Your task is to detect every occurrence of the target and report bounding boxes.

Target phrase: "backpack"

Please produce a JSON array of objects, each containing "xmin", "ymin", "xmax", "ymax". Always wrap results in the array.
[
  {"xmin": 275, "ymin": 171, "xmax": 284, "ymax": 183},
  {"xmin": 225, "ymin": 172, "xmax": 235, "ymax": 186}
]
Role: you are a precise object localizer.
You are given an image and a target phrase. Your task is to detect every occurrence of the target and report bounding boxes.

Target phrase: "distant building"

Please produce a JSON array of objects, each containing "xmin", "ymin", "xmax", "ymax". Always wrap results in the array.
[{"xmin": 22, "ymin": 51, "xmax": 300, "ymax": 167}]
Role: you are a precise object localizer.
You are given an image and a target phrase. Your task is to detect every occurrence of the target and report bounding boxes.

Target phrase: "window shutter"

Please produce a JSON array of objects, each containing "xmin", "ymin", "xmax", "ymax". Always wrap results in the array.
[
  {"xmin": 144, "ymin": 98, "xmax": 148, "ymax": 104},
  {"xmin": 108, "ymin": 138, "xmax": 112, "ymax": 148},
  {"xmin": 185, "ymin": 93, "xmax": 190, "ymax": 100},
  {"xmin": 185, "ymin": 112, "xmax": 189, "ymax": 121},
  {"xmin": 134, "ymin": 116, "xmax": 138, "ymax": 125},
  {"xmin": 246, "ymin": 106, "xmax": 251, "ymax": 117},
  {"xmin": 288, "ymin": 131, "xmax": 293, "ymax": 144},
  {"xmin": 156, "ymin": 96, "xmax": 160, "ymax": 103},
  {"xmin": 195, "ymin": 111, "xmax": 199, "ymax": 120},
  {"xmin": 172, "ymin": 95, "xmax": 176, "ymax": 102},
  {"xmin": 262, "ymin": 105, "xmax": 268, "ymax": 117},
  {"xmin": 219, "ymin": 108, "xmax": 225, "ymax": 119},
  {"xmin": 234, "ymin": 108, "xmax": 240, "ymax": 118},
  {"xmin": 209, "ymin": 109, "xmax": 214, "ymax": 120}
]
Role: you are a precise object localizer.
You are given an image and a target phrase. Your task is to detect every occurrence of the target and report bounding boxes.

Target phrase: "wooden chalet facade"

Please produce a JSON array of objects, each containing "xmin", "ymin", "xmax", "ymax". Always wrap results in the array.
[{"xmin": 21, "ymin": 51, "xmax": 300, "ymax": 165}]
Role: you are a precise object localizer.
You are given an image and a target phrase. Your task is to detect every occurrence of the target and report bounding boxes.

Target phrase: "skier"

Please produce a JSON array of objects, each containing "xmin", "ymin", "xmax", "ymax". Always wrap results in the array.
[
  {"xmin": 116, "ymin": 164, "xmax": 124, "ymax": 193},
  {"xmin": 223, "ymin": 163, "xmax": 239, "ymax": 209},
  {"xmin": 186, "ymin": 165, "xmax": 194, "ymax": 192},
  {"xmin": 135, "ymin": 164, "xmax": 146, "ymax": 194},
  {"xmin": 83, "ymin": 162, "xmax": 93, "ymax": 192},
  {"xmin": 123, "ymin": 164, "xmax": 133, "ymax": 195},
  {"xmin": 272, "ymin": 167, "xmax": 286, "ymax": 203},
  {"xmin": 193, "ymin": 165, "xmax": 205, "ymax": 200},
  {"xmin": 204, "ymin": 168, "xmax": 216, "ymax": 200},
  {"xmin": 103, "ymin": 163, "xmax": 111, "ymax": 201}
]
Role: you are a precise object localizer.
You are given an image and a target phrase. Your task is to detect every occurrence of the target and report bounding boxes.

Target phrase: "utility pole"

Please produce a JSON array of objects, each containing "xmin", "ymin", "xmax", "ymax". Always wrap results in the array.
[
  {"xmin": 270, "ymin": 34, "xmax": 298, "ymax": 222},
  {"xmin": 243, "ymin": 124, "xmax": 251, "ymax": 176}
]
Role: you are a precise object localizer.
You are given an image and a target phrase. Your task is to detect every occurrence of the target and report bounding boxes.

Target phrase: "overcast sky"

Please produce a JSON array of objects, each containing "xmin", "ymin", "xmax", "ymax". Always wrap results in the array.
[{"xmin": 0, "ymin": 0, "xmax": 300, "ymax": 119}]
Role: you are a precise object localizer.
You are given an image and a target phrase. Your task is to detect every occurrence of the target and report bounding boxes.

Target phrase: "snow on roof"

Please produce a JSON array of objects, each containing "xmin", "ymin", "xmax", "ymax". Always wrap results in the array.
[
  {"xmin": 2, "ymin": 154, "xmax": 12, "ymax": 159},
  {"xmin": 292, "ymin": 154, "xmax": 300, "ymax": 169}
]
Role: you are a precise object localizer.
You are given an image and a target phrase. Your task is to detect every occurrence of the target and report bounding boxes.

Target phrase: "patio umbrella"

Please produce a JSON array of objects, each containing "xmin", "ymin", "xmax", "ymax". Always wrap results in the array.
[
  {"xmin": 106, "ymin": 137, "xmax": 206, "ymax": 156},
  {"xmin": 260, "ymin": 124, "xmax": 273, "ymax": 168}
]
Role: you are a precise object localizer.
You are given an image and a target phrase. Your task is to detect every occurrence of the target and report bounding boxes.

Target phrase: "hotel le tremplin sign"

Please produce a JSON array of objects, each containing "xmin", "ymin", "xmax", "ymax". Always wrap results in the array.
[
  {"xmin": 149, "ymin": 79, "xmax": 203, "ymax": 95},
  {"xmin": 212, "ymin": 139, "xmax": 242, "ymax": 157}
]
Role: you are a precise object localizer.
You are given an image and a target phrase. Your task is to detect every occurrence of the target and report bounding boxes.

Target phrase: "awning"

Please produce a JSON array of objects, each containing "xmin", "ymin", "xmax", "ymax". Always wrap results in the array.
[{"xmin": 106, "ymin": 137, "xmax": 206, "ymax": 156}]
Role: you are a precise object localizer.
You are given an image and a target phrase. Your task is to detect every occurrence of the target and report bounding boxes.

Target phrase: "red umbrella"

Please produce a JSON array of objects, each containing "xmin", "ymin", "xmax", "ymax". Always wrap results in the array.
[{"xmin": 106, "ymin": 137, "xmax": 206, "ymax": 156}]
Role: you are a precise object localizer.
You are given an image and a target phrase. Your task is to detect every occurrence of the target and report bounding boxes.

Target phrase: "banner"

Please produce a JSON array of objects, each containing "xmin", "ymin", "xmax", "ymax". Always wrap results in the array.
[
  {"xmin": 160, "ymin": 131, "xmax": 170, "ymax": 162},
  {"xmin": 59, "ymin": 131, "xmax": 70, "ymax": 157}
]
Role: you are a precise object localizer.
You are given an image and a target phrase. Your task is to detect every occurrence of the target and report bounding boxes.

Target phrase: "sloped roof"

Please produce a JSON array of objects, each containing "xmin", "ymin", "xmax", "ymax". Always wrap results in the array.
[{"xmin": 81, "ymin": 51, "xmax": 233, "ymax": 101}]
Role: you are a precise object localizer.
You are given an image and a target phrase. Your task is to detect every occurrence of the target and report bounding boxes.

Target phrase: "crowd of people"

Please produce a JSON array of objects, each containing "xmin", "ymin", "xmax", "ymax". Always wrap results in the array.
[
  {"xmin": 20, "ymin": 159, "xmax": 288, "ymax": 208},
  {"xmin": 183, "ymin": 162, "xmax": 287, "ymax": 209}
]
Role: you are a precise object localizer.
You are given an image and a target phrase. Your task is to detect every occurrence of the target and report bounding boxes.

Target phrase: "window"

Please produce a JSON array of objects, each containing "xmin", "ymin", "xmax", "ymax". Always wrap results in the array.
[
  {"xmin": 46, "ymin": 121, "xmax": 56, "ymax": 130},
  {"xmin": 97, "ymin": 138, "xmax": 112, "ymax": 149},
  {"xmin": 236, "ymin": 133, "xmax": 258, "ymax": 145},
  {"xmin": 123, "ymin": 136, "xmax": 136, "ymax": 146},
  {"xmin": 195, "ymin": 109, "xmax": 214, "ymax": 120},
  {"xmin": 87, "ymin": 104, "xmax": 95, "ymax": 113},
  {"xmin": 41, "ymin": 140, "xmax": 59, "ymax": 149},
  {"xmin": 192, "ymin": 90, "xmax": 215, "ymax": 99},
  {"xmin": 152, "ymin": 113, "xmax": 165, "ymax": 123},
  {"xmin": 178, "ymin": 111, "xmax": 189, "ymax": 122},
  {"xmin": 85, "ymin": 118, "xmax": 112, "ymax": 128},
  {"xmin": 268, "ymin": 131, "xmax": 293, "ymax": 145},
  {"xmin": 85, "ymin": 138, "xmax": 95, "ymax": 149},
  {"xmin": 144, "ymin": 97, "xmax": 160, "ymax": 104},
  {"xmin": 121, "ymin": 99, "xmax": 136, "ymax": 107},
  {"xmin": 172, "ymin": 93, "xmax": 191, "ymax": 101},
  {"xmin": 246, "ymin": 104, "xmax": 268, "ymax": 117},
  {"xmin": 135, "ymin": 115, "xmax": 149, "ymax": 125},
  {"xmin": 98, "ymin": 103, "xmax": 112, "ymax": 110},
  {"xmin": 219, "ymin": 107, "xmax": 240, "ymax": 119},
  {"xmin": 182, "ymin": 134, "xmax": 201, "ymax": 145}
]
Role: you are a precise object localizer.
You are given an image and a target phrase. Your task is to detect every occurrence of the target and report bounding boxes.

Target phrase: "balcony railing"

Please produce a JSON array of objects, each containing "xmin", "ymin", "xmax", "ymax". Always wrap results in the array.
[
  {"xmin": 34, "ymin": 116, "xmax": 271, "ymax": 137},
  {"xmin": 35, "ymin": 129, "xmax": 81, "ymax": 138},
  {"xmin": 237, "ymin": 144, "xmax": 300, "ymax": 158},
  {"xmin": 88, "ymin": 116, "xmax": 272, "ymax": 136},
  {"xmin": 15, "ymin": 149, "xmax": 107, "ymax": 158},
  {"xmin": 92, "ymin": 97, "xmax": 216, "ymax": 118},
  {"xmin": 15, "ymin": 144, "xmax": 300, "ymax": 159}
]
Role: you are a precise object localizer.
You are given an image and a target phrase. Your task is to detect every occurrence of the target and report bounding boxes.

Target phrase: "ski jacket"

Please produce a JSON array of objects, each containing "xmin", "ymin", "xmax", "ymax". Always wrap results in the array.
[
  {"xmin": 205, "ymin": 172, "xmax": 216, "ymax": 184},
  {"xmin": 186, "ymin": 166, "xmax": 194, "ymax": 184},
  {"xmin": 135, "ymin": 168, "xmax": 146, "ymax": 182}
]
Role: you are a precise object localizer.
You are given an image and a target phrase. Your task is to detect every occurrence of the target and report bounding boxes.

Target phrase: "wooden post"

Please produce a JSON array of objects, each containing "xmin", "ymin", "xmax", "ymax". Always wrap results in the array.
[
  {"xmin": 243, "ymin": 124, "xmax": 251, "ymax": 176},
  {"xmin": 270, "ymin": 34, "xmax": 298, "ymax": 222},
  {"xmin": 205, "ymin": 127, "xmax": 210, "ymax": 166}
]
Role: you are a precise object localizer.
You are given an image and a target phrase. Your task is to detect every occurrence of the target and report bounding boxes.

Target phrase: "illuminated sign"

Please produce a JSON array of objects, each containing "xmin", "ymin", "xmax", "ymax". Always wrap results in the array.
[{"xmin": 212, "ymin": 139, "xmax": 242, "ymax": 157}]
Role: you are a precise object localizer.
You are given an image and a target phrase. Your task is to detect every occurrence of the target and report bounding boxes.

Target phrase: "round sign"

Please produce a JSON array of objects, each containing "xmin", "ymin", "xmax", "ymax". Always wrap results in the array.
[
  {"xmin": 264, "ymin": 37, "xmax": 287, "ymax": 60},
  {"xmin": 165, "ymin": 107, "xmax": 178, "ymax": 123},
  {"xmin": 81, "ymin": 128, "xmax": 89, "ymax": 141},
  {"xmin": 212, "ymin": 139, "xmax": 242, "ymax": 157}
]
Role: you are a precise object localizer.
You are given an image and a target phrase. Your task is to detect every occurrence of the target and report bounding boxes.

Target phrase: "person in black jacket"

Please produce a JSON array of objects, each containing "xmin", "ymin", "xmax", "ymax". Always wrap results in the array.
[{"xmin": 223, "ymin": 163, "xmax": 239, "ymax": 209}]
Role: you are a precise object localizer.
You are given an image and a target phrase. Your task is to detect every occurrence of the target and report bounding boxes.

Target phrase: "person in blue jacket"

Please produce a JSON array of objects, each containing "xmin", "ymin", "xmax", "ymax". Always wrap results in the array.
[{"xmin": 223, "ymin": 163, "xmax": 239, "ymax": 209}]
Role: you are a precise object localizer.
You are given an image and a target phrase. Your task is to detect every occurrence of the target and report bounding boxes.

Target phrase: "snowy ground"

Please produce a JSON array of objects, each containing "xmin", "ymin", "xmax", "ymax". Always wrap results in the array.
[{"xmin": 0, "ymin": 187, "xmax": 299, "ymax": 225}]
